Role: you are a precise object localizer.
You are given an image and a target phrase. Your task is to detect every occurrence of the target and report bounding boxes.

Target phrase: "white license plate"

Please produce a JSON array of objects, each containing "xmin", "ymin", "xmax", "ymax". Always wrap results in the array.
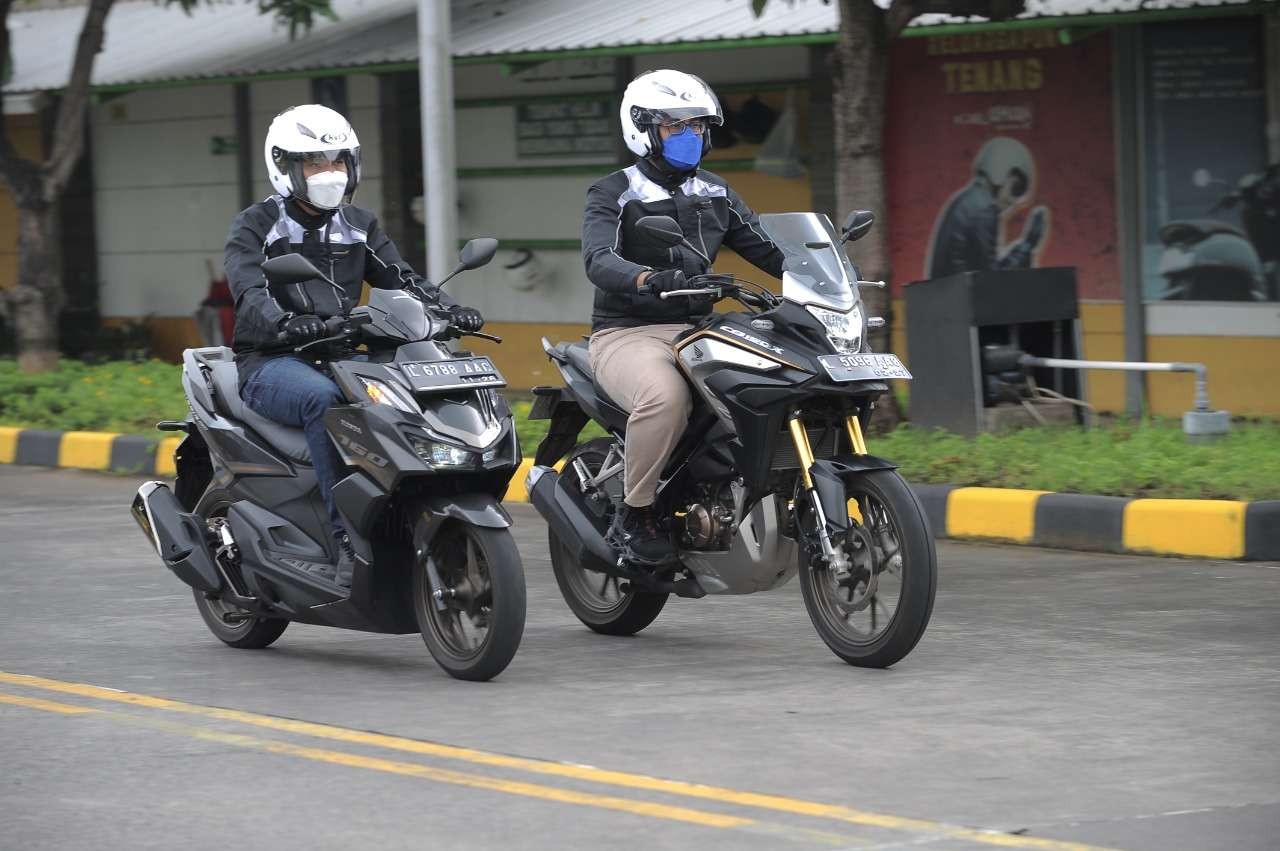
[
  {"xmin": 819, "ymin": 353, "xmax": 912, "ymax": 382},
  {"xmin": 400, "ymin": 357, "xmax": 506, "ymax": 392}
]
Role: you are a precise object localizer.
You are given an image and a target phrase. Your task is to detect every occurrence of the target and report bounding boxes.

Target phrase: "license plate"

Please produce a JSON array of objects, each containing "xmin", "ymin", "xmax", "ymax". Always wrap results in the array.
[
  {"xmin": 400, "ymin": 357, "xmax": 506, "ymax": 392},
  {"xmin": 819, "ymin": 353, "xmax": 912, "ymax": 382}
]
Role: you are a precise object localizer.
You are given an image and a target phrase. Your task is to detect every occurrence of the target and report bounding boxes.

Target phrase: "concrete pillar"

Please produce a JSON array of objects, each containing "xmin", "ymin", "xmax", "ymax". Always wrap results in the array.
[
  {"xmin": 807, "ymin": 45, "xmax": 837, "ymax": 222},
  {"xmin": 1267, "ymin": 15, "xmax": 1280, "ymax": 162},
  {"xmin": 233, "ymin": 83, "xmax": 253, "ymax": 210},
  {"xmin": 1113, "ymin": 25, "xmax": 1147, "ymax": 416}
]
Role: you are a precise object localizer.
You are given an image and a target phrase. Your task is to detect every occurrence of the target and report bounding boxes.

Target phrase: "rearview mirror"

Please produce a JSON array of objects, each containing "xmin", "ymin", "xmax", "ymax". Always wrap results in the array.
[
  {"xmin": 458, "ymin": 237, "xmax": 499, "ymax": 271},
  {"xmin": 841, "ymin": 210, "xmax": 875, "ymax": 244},
  {"xmin": 636, "ymin": 215, "xmax": 685, "ymax": 247},
  {"xmin": 261, "ymin": 254, "xmax": 325, "ymax": 284}
]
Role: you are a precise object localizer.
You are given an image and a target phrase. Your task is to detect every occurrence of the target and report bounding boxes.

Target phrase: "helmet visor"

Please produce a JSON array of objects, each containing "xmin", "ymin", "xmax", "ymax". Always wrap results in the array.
[
  {"xmin": 632, "ymin": 103, "xmax": 725, "ymax": 128},
  {"xmin": 275, "ymin": 146, "xmax": 362, "ymax": 207}
]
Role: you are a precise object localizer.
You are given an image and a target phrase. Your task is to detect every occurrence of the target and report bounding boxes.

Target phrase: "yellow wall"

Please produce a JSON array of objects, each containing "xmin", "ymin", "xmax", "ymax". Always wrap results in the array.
[{"xmin": 0, "ymin": 115, "xmax": 45, "ymax": 290}]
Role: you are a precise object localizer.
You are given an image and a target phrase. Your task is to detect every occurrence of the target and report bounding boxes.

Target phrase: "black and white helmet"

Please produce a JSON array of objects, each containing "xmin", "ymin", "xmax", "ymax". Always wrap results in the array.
[
  {"xmin": 263, "ymin": 104, "xmax": 362, "ymax": 210},
  {"xmin": 619, "ymin": 69, "xmax": 724, "ymax": 159}
]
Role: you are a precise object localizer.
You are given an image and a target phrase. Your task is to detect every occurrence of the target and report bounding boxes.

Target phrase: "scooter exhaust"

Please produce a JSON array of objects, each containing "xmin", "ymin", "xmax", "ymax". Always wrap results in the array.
[{"xmin": 131, "ymin": 481, "xmax": 224, "ymax": 594}]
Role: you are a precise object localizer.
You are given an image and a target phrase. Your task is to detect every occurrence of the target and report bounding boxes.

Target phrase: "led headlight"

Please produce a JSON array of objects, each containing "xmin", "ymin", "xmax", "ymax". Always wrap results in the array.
[
  {"xmin": 358, "ymin": 376, "xmax": 419, "ymax": 414},
  {"xmin": 806, "ymin": 304, "xmax": 864, "ymax": 354},
  {"xmin": 407, "ymin": 435, "xmax": 476, "ymax": 467}
]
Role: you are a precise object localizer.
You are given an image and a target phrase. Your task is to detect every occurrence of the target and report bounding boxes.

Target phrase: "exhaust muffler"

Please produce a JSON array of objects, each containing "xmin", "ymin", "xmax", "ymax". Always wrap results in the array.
[{"xmin": 131, "ymin": 481, "xmax": 224, "ymax": 594}]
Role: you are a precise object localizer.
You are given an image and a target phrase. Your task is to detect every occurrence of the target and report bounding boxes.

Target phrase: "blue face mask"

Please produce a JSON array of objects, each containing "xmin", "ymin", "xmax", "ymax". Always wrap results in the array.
[{"xmin": 661, "ymin": 127, "xmax": 703, "ymax": 170}]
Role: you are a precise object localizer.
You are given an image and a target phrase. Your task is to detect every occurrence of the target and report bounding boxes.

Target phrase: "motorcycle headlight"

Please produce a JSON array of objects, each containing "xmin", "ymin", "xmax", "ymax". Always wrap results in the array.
[
  {"xmin": 358, "ymin": 376, "xmax": 419, "ymax": 414},
  {"xmin": 806, "ymin": 304, "xmax": 864, "ymax": 354},
  {"xmin": 407, "ymin": 435, "xmax": 476, "ymax": 467}
]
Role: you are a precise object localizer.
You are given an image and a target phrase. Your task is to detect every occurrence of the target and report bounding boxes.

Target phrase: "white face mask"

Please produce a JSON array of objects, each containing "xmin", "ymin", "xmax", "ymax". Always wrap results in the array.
[{"xmin": 304, "ymin": 170, "xmax": 348, "ymax": 210}]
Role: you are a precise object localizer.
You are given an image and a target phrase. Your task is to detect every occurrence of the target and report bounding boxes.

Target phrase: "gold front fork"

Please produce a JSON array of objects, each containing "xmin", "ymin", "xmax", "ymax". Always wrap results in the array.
[
  {"xmin": 787, "ymin": 414, "xmax": 816, "ymax": 488},
  {"xmin": 845, "ymin": 415, "xmax": 868, "ymax": 456}
]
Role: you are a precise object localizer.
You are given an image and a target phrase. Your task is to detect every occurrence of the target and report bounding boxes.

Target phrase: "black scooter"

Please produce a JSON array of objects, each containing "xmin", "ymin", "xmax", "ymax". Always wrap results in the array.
[{"xmin": 132, "ymin": 239, "xmax": 526, "ymax": 681}]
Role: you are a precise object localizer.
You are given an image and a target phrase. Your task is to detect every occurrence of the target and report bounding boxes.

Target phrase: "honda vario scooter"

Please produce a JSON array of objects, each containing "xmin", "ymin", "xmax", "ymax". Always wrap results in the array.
[{"xmin": 132, "ymin": 239, "xmax": 526, "ymax": 681}]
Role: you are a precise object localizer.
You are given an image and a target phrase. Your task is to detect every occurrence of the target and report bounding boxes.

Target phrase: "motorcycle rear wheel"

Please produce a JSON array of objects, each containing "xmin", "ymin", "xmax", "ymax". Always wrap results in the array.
[
  {"xmin": 191, "ymin": 488, "xmax": 289, "ymax": 649},
  {"xmin": 549, "ymin": 438, "xmax": 668, "ymax": 636},
  {"xmin": 798, "ymin": 469, "xmax": 936, "ymax": 668},
  {"xmin": 412, "ymin": 518, "xmax": 525, "ymax": 681}
]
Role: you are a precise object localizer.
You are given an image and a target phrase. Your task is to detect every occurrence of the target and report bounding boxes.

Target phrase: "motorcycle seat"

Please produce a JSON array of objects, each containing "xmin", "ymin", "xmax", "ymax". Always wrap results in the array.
[
  {"xmin": 198, "ymin": 350, "xmax": 312, "ymax": 465},
  {"xmin": 559, "ymin": 342, "xmax": 631, "ymax": 431}
]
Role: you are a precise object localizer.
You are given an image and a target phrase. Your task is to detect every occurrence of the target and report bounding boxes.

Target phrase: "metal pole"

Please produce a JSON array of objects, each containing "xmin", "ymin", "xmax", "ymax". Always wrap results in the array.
[
  {"xmin": 233, "ymin": 83, "xmax": 253, "ymax": 209},
  {"xmin": 1114, "ymin": 25, "xmax": 1148, "ymax": 417},
  {"xmin": 418, "ymin": 0, "xmax": 457, "ymax": 284}
]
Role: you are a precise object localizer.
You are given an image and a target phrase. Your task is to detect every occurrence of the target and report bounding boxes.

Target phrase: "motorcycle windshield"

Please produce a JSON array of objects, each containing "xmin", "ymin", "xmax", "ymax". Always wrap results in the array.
[
  {"xmin": 758, "ymin": 212, "xmax": 858, "ymax": 311},
  {"xmin": 365, "ymin": 288, "xmax": 432, "ymax": 342}
]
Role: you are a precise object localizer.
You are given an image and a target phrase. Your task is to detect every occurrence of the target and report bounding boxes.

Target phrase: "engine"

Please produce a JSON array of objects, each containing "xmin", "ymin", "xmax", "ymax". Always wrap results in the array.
[{"xmin": 680, "ymin": 483, "xmax": 736, "ymax": 551}]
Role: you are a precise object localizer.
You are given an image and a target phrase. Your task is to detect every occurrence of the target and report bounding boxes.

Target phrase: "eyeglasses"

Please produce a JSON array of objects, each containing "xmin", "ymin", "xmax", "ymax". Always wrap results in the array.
[{"xmin": 660, "ymin": 118, "xmax": 708, "ymax": 136}]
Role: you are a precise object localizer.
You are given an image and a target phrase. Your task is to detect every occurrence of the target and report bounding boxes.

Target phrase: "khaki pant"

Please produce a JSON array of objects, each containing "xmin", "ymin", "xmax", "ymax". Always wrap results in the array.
[{"xmin": 589, "ymin": 324, "xmax": 693, "ymax": 507}]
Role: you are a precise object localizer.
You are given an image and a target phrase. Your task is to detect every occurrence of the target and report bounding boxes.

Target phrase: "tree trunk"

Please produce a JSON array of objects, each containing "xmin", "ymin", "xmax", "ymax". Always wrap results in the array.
[
  {"xmin": 0, "ymin": 0, "xmax": 113, "ymax": 372},
  {"xmin": 7, "ymin": 200, "xmax": 63, "ymax": 372},
  {"xmin": 832, "ymin": 0, "xmax": 903, "ymax": 431}
]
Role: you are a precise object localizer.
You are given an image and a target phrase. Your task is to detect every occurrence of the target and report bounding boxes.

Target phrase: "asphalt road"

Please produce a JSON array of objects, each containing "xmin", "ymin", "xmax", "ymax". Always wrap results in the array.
[{"xmin": 1, "ymin": 465, "xmax": 1277, "ymax": 851}]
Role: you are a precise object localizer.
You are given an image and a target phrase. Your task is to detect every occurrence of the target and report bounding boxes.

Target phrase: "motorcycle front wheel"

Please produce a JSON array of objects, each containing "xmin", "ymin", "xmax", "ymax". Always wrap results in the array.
[
  {"xmin": 798, "ymin": 469, "xmax": 936, "ymax": 668},
  {"xmin": 412, "ymin": 517, "xmax": 526, "ymax": 681}
]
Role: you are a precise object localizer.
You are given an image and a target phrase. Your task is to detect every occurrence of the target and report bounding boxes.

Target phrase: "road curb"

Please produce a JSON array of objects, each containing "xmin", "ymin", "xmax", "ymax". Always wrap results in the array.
[{"xmin": 2, "ymin": 427, "xmax": 1275, "ymax": 561}]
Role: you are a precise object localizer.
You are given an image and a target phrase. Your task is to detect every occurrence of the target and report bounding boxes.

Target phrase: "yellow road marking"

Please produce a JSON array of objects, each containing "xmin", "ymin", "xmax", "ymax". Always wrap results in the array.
[
  {"xmin": 154, "ymin": 436, "xmax": 183, "ymax": 477},
  {"xmin": 0, "ymin": 672, "xmax": 1118, "ymax": 850},
  {"xmin": 0, "ymin": 691, "xmax": 100, "ymax": 715},
  {"xmin": 947, "ymin": 487, "xmax": 1050, "ymax": 543}
]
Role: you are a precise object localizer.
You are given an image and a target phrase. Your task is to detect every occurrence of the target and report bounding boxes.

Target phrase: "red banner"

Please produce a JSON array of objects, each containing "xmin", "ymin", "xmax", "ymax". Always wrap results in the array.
[{"xmin": 884, "ymin": 29, "xmax": 1121, "ymax": 300}]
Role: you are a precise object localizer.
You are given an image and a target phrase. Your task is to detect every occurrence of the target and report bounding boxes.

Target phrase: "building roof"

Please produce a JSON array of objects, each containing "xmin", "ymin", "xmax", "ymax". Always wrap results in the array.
[{"xmin": 3, "ymin": 0, "xmax": 1267, "ymax": 93}]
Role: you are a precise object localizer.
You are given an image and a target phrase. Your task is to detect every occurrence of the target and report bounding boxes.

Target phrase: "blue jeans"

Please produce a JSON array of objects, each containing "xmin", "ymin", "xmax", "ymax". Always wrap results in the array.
[{"xmin": 241, "ymin": 356, "xmax": 347, "ymax": 538}]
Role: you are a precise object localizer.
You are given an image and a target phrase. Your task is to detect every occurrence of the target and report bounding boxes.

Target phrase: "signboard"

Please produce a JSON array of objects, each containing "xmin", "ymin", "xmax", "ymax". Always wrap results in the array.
[
  {"xmin": 210, "ymin": 136, "xmax": 238, "ymax": 156},
  {"xmin": 516, "ymin": 100, "xmax": 614, "ymax": 157},
  {"xmin": 884, "ymin": 29, "xmax": 1121, "ymax": 299},
  {"xmin": 1140, "ymin": 20, "xmax": 1270, "ymax": 301}
]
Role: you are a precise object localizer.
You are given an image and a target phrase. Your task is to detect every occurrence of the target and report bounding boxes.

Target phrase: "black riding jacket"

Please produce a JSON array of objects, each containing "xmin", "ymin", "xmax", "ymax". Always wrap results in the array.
[
  {"xmin": 224, "ymin": 194, "xmax": 453, "ymax": 387},
  {"xmin": 926, "ymin": 180, "xmax": 1032, "ymax": 279},
  {"xmin": 582, "ymin": 158, "xmax": 785, "ymax": 332}
]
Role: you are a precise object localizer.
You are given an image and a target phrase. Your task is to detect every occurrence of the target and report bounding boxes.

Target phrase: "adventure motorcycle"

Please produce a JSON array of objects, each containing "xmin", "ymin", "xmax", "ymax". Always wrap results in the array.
[
  {"xmin": 527, "ymin": 211, "xmax": 936, "ymax": 668},
  {"xmin": 131, "ymin": 239, "xmax": 526, "ymax": 681}
]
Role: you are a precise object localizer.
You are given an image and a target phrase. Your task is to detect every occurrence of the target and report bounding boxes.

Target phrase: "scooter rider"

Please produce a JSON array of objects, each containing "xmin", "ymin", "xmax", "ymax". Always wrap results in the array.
[
  {"xmin": 582, "ymin": 70, "xmax": 784, "ymax": 564},
  {"xmin": 926, "ymin": 136, "xmax": 1048, "ymax": 279},
  {"xmin": 224, "ymin": 104, "xmax": 484, "ymax": 586}
]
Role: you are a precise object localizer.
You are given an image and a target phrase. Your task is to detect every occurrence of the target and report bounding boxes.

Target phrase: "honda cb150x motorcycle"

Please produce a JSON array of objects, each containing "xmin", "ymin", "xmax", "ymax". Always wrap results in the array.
[
  {"xmin": 527, "ymin": 211, "xmax": 936, "ymax": 668},
  {"xmin": 131, "ymin": 239, "xmax": 526, "ymax": 681}
]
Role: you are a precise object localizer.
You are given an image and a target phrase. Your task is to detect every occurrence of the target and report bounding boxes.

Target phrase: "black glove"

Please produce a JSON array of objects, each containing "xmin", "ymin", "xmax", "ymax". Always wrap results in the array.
[
  {"xmin": 280, "ymin": 314, "xmax": 325, "ymax": 344},
  {"xmin": 638, "ymin": 268, "xmax": 687, "ymax": 297},
  {"xmin": 450, "ymin": 305, "xmax": 485, "ymax": 333},
  {"xmin": 668, "ymin": 246, "xmax": 709, "ymax": 279}
]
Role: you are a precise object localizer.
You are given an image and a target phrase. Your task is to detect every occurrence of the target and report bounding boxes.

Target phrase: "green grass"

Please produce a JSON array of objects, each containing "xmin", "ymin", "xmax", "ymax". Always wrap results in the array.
[{"xmin": 3, "ymin": 359, "xmax": 1276, "ymax": 500}]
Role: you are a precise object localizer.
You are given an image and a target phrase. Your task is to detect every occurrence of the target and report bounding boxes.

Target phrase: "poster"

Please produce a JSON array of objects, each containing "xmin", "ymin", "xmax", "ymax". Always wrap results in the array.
[
  {"xmin": 1141, "ymin": 20, "xmax": 1274, "ymax": 302},
  {"xmin": 884, "ymin": 29, "xmax": 1121, "ymax": 300}
]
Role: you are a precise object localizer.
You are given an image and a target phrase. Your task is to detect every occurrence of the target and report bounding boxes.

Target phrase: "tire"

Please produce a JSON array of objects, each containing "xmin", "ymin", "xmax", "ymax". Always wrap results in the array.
[
  {"xmin": 549, "ymin": 438, "xmax": 668, "ymax": 636},
  {"xmin": 190, "ymin": 488, "xmax": 290, "ymax": 649},
  {"xmin": 412, "ymin": 518, "xmax": 526, "ymax": 681},
  {"xmin": 798, "ymin": 469, "xmax": 936, "ymax": 668}
]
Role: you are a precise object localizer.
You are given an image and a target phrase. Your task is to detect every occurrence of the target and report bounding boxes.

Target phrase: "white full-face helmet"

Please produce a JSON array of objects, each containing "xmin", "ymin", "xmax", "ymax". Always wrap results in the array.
[
  {"xmin": 619, "ymin": 69, "xmax": 724, "ymax": 159},
  {"xmin": 972, "ymin": 136, "xmax": 1034, "ymax": 201},
  {"xmin": 264, "ymin": 104, "xmax": 362, "ymax": 210}
]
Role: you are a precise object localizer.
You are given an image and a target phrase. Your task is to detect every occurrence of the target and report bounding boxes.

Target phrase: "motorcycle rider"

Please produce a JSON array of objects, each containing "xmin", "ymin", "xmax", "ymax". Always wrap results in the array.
[
  {"xmin": 581, "ymin": 69, "xmax": 784, "ymax": 564},
  {"xmin": 926, "ymin": 136, "xmax": 1049, "ymax": 279},
  {"xmin": 224, "ymin": 104, "xmax": 484, "ymax": 586}
]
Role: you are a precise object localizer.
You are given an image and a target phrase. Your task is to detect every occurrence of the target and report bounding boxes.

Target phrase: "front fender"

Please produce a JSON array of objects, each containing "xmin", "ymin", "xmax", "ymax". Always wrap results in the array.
[
  {"xmin": 825, "ymin": 453, "xmax": 899, "ymax": 474},
  {"xmin": 420, "ymin": 492, "xmax": 512, "ymax": 530}
]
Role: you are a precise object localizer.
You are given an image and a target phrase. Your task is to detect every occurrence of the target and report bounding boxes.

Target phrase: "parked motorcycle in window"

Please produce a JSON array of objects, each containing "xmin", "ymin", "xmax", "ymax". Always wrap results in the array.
[
  {"xmin": 527, "ymin": 211, "xmax": 936, "ymax": 668},
  {"xmin": 131, "ymin": 239, "xmax": 527, "ymax": 681}
]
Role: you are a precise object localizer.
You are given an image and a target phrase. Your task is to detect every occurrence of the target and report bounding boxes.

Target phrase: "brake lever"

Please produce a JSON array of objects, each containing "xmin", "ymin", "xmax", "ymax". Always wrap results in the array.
[{"xmin": 464, "ymin": 331, "xmax": 503, "ymax": 344}]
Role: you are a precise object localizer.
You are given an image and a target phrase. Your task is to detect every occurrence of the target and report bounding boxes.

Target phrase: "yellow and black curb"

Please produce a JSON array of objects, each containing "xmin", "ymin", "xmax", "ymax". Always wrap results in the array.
[
  {"xmin": 0, "ymin": 427, "xmax": 183, "ymax": 477},
  {"xmin": 912, "ymin": 484, "xmax": 1280, "ymax": 561},
  {"xmin": 3, "ymin": 426, "xmax": 1276, "ymax": 562}
]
